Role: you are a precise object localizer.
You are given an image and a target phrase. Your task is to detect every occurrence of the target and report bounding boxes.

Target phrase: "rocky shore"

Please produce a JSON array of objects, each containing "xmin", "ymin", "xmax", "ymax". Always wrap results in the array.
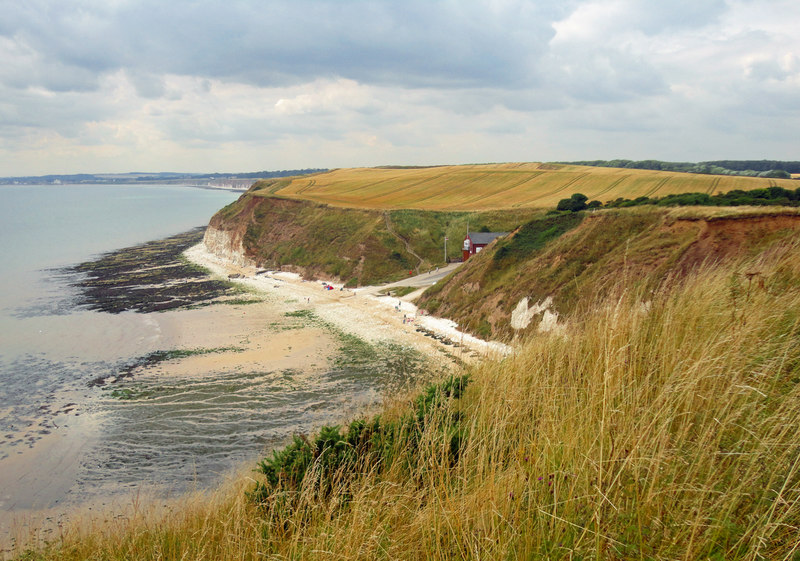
[{"xmin": 65, "ymin": 228, "xmax": 240, "ymax": 314}]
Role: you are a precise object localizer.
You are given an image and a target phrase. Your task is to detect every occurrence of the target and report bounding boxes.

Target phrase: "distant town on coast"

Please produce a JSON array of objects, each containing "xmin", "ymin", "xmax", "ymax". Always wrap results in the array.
[{"xmin": 0, "ymin": 169, "xmax": 327, "ymax": 187}]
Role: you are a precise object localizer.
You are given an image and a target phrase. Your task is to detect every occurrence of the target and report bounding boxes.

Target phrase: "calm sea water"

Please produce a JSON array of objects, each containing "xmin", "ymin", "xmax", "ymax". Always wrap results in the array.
[
  {"xmin": 0, "ymin": 184, "xmax": 416, "ymax": 522},
  {"xmin": 0, "ymin": 184, "xmax": 241, "ymax": 310},
  {"xmin": 0, "ymin": 184, "xmax": 243, "ymax": 511}
]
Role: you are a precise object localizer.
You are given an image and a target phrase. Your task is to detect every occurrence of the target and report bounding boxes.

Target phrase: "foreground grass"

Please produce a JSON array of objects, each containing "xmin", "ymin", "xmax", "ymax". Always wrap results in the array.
[{"xmin": 13, "ymin": 241, "xmax": 800, "ymax": 560}]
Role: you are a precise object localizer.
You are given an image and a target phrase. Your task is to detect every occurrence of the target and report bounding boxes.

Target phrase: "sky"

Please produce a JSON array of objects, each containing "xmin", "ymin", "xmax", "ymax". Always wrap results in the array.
[{"xmin": 0, "ymin": 0, "xmax": 798, "ymax": 175}]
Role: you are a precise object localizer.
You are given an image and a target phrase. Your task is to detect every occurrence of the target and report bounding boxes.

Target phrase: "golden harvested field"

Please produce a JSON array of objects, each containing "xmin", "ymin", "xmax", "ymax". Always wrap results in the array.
[{"xmin": 264, "ymin": 162, "xmax": 798, "ymax": 210}]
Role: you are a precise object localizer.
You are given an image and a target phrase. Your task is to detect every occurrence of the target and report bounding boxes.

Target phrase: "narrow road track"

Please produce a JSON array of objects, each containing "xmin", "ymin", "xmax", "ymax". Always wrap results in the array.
[
  {"xmin": 384, "ymin": 212, "xmax": 425, "ymax": 274},
  {"xmin": 360, "ymin": 262, "xmax": 464, "ymax": 296}
]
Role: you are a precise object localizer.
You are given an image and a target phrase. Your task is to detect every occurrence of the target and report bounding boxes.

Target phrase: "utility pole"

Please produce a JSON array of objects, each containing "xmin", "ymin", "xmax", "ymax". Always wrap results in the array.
[{"xmin": 444, "ymin": 235, "xmax": 448, "ymax": 264}]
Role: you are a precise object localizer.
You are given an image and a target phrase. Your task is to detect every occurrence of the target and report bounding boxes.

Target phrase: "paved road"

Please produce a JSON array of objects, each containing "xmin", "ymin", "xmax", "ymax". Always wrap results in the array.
[{"xmin": 361, "ymin": 262, "xmax": 463, "ymax": 295}]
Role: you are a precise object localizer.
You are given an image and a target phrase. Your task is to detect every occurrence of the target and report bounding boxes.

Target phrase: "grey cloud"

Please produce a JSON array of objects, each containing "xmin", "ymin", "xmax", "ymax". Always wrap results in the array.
[
  {"xmin": 547, "ymin": 47, "xmax": 669, "ymax": 104},
  {"xmin": 4, "ymin": 2, "xmax": 124, "ymax": 75},
  {"xmin": 733, "ymin": 86, "xmax": 800, "ymax": 120},
  {"xmin": 555, "ymin": 105, "xmax": 660, "ymax": 134},
  {"xmin": 129, "ymin": 72, "xmax": 167, "ymax": 99},
  {"xmin": 634, "ymin": 0, "xmax": 727, "ymax": 34},
  {"xmin": 0, "ymin": 85, "xmax": 114, "ymax": 136},
  {"xmin": 481, "ymin": 121, "xmax": 527, "ymax": 135},
  {"xmin": 0, "ymin": 0, "xmax": 798, "ymax": 175},
  {"xmin": 1, "ymin": 0, "xmax": 561, "ymax": 93},
  {"xmin": 746, "ymin": 59, "xmax": 793, "ymax": 82}
]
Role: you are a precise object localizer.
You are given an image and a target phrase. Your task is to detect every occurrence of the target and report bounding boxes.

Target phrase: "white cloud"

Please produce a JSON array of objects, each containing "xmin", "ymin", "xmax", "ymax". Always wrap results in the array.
[{"xmin": 274, "ymin": 79, "xmax": 378, "ymax": 116}]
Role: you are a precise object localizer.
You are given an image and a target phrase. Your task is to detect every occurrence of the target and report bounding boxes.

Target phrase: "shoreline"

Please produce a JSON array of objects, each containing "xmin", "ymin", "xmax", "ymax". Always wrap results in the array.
[{"xmin": 183, "ymin": 242, "xmax": 511, "ymax": 362}]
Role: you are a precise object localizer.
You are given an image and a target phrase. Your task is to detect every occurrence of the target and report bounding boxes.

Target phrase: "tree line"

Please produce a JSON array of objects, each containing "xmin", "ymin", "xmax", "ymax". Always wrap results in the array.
[
  {"xmin": 561, "ymin": 159, "xmax": 799, "ymax": 178},
  {"xmin": 556, "ymin": 186, "xmax": 800, "ymax": 212}
]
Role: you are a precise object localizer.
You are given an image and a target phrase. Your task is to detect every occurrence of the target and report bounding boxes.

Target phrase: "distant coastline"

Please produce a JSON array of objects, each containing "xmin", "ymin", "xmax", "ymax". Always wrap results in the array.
[{"xmin": 0, "ymin": 168, "xmax": 327, "ymax": 186}]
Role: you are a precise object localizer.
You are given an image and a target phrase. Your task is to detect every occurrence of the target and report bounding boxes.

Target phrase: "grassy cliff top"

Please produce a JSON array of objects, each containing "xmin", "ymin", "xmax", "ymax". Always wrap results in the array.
[{"xmin": 251, "ymin": 163, "xmax": 798, "ymax": 211}]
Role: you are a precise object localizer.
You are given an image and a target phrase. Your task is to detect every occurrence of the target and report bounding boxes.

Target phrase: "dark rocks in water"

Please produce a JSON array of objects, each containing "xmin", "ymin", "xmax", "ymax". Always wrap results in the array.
[{"xmin": 65, "ymin": 228, "xmax": 239, "ymax": 314}]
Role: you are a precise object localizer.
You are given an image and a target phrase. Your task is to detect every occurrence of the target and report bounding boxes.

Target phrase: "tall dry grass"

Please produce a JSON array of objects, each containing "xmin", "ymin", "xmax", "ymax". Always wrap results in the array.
[{"xmin": 12, "ymin": 240, "xmax": 800, "ymax": 560}]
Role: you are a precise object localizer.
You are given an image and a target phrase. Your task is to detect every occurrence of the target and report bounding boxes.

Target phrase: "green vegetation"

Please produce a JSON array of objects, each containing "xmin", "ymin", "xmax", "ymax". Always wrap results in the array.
[
  {"xmin": 331, "ymin": 332, "xmax": 427, "ymax": 382},
  {"xmin": 378, "ymin": 285, "xmax": 419, "ymax": 297},
  {"xmin": 558, "ymin": 185, "xmax": 800, "ymax": 211},
  {"xmin": 210, "ymin": 193, "xmax": 543, "ymax": 285},
  {"xmin": 14, "ymin": 165, "xmax": 800, "ymax": 559},
  {"xmin": 19, "ymin": 232, "xmax": 800, "ymax": 559},
  {"xmin": 386, "ymin": 207, "xmax": 542, "ymax": 264},
  {"xmin": 284, "ymin": 309, "xmax": 316, "ymax": 319},
  {"xmin": 273, "ymin": 308, "xmax": 428, "ymax": 380},
  {"xmin": 217, "ymin": 297, "xmax": 263, "ymax": 306},
  {"xmin": 141, "ymin": 346, "xmax": 244, "ymax": 363},
  {"xmin": 221, "ymin": 196, "xmax": 414, "ymax": 286},
  {"xmin": 419, "ymin": 205, "xmax": 800, "ymax": 339},
  {"xmin": 250, "ymin": 374, "xmax": 470, "ymax": 505},
  {"xmin": 491, "ymin": 212, "xmax": 584, "ymax": 266},
  {"xmin": 185, "ymin": 295, "xmax": 264, "ymax": 309},
  {"xmin": 555, "ymin": 192, "xmax": 589, "ymax": 211},
  {"xmin": 209, "ymin": 164, "xmax": 799, "ymax": 286},
  {"xmin": 108, "ymin": 387, "xmax": 143, "ymax": 400},
  {"xmin": 417, "ymin": 210, "xmax": 593, "ymax": 337}
]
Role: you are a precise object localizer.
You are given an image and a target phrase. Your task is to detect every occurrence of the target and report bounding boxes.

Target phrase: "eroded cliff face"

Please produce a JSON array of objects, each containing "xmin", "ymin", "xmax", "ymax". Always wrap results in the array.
[
  {"xmin": 418, "ymin": 208, "xmax": 800, "ymax": 339},
  {"xmin": 202, "ymin": 193, "xmax": 417, "ymax": 285},
  {"xmin": 203, "ymin": 225, "xmax": 255, "ymax": 268}
]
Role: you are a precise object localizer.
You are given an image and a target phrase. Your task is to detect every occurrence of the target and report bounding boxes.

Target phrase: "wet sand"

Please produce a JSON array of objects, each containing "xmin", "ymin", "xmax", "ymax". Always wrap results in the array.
[
  {"xmin": 0, "ymin": 296, "xmax": 340, "ymax": 549},
  {"xmin": 141, "ymin": 303, "xmax": 337, "ymax": 379}
]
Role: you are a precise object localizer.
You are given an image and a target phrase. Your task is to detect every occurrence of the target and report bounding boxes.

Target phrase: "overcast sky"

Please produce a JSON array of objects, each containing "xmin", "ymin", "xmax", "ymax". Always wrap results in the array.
[{"xmin": 1, "ymin": 0, "xmax": 798, "ymax": 175}]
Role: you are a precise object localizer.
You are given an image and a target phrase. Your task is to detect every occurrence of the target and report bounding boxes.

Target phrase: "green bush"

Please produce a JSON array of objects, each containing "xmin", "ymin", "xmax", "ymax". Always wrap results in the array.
[
  {"xmin": 556, "ymin": 193, "xmax": 588, "ymax": 212},
  {"xmin": 492, "ymin": 212, "xmax": 584, "ymax": 265},
  {"xmin": 249, "ymin": 374, "xmax": 471, "ymax": 506},
  {"xmin": 594, "ymin": 185, "xmax": 800, "ymax": 210}
]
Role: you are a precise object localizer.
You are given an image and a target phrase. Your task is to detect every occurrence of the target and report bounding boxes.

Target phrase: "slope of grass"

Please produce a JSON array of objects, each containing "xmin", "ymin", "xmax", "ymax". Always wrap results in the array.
[
  {"xmin": 15, "ymin": 234, "xmax": 800, "ymax": 560},
  {"xmin": 209, "ymin": 164, "xmax": 800, "ymax": 287},
  {"xmin": 208, "ymin": 194, "xmax": 544, "ymax": 284},
  {"xmin": 267, "ymin": 163, "xmax": 798, "ymax": 211},
  {"xmin": 419, "ymin": 206, "xmax": 800, "ymax": 339},
  {"xmin": 213, "ymin": 196, "xmax": 414, "ymax": 286}
]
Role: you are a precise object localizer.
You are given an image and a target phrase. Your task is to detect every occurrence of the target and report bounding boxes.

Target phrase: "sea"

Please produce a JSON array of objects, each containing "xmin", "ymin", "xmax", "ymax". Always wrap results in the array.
[
  {"xmin": 0, "ymin": 185, "xmax": 240, "ymax": 510},
  {"xmin": 0, "ymin": 184, "xmax": 408, "ymax": 527}
]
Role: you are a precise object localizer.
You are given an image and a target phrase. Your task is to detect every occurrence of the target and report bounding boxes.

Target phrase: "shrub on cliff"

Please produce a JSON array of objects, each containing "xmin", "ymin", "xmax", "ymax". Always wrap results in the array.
[{"xmin": 249, "ymin": 374, "xmax": 471, "ymax": 507}]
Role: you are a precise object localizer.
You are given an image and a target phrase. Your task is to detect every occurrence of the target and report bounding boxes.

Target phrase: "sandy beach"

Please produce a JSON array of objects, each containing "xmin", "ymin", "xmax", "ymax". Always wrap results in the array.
[{"xmin": 136, "ymin": 238, "xmax": 511, "ymax": 384}]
